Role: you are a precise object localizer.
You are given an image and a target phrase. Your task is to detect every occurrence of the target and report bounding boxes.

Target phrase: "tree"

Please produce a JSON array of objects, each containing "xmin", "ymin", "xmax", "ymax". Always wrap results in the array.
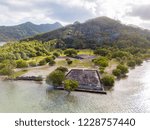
[
  {"xmin": 117, "ymin": 64, "xmax": 128, "ymax": 75},
  {"xmin": 45, "ymin": 57, "xmax": 55, "ymax": 66},
  {"xmin": 45, "ymin": 56, "xmax": 54, "ymax": 62},
  {"xmin": 53, "ymin": 52, "xmax": 60, "ymax": 57},
  {"xmin": 66, "ymin": 58, "xmax": 73, "ymax": 65},
  {"xmin": 20, "ymin": 52, "xmax": 28, "ymax": 60},
  {"xmin": 64, "ymin": 79, "xmax": 79, "ymax": 94},
  {"xmin": 39, "ymin": 59, "xmax": 47, "ymax": 66},
  {"xmin": 92, "ymin": 56, "xmax": 109, "ymax": 67},
  {"xmin": 0, "ymin": 65, "xmax": 14, "ymax": 75},
  {"xmin": 94, "ymin": 48, "xmax": 109, "ymax": 56},
  {"xmin": 112, "ymin": 51, "xmax": 129, "ymax": 58},
  {"xmin": 101, "ymin": 74, "xmax": 115, "ymax": 87},
  {"xmin": 16, "ymin": 60, "xmax": 28, "ymax": 68},
  {"xmin": 112, "ymin": 69, "xmax": 121, "ymax": 77},
  {"xmin": 127, "ymin": 60, "xmax": 136, "ymax": 67},
  {"xmin": 55, "ymin": 66, "xmax": 68, "ymax": 73},
  {"xmin": 48, "ymin": 60, "xmax": 56, "ymax": 66},
  {"xmin": 15, "ymin": 53, "xmax": 21, "ymax": 60},
  {"xmin": 29, "ymin": 61, "xmax": 37, "ymax": 67},
  {"xmin": 64, "ymin": 49, "xmax": 77, "ymax": 57},
  {"xmin": 135, "ymin": 58, "xmax": 142, "ymax": 65},
  {"xmin": 99, "ymin": 66, "xmax": 105, "ymax": 74},
  {"xmin": 46, "ymin": 70, "xmax": 65, "ymax": 87}
]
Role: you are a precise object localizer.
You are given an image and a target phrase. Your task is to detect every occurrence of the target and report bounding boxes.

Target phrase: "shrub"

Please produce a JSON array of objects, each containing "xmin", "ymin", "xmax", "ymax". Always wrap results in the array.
[
  {"xmin": 135, "ymin": 58, "xmax": 143, "ymax": 65},
  {"xmin": 53, "ymin": 52, "xmax": 60, "ymax": 57},
  {"xmin": 55, "ymin": 66, "xmax": 68, "ymax": 73},
  {"xmin": 46, "ymin": 70, "xmax": 65, "ymax": 87},
  {"xmin": 117, "ymin": 64, "xmax": 128, "ymax": 75},
  {"xmin": 16, "ymin": 60, "xmax": 28, "ymax": 68},
  {"xmin": 29, "ymin": 61, "xmax": 37, "ymax": 67},
  {"xmin": 112, "ymin": 51, "xmax": 129, "ymax": 58},
  {"xmin": 45, "ymin": 56, "xmax": 54, "ymax": 63},
  {"xmin": 92, "ymin": 57, "xmax": 108, "ymax": 67},
  {"xmin": 66, "ymin": 58, "xmax": 73, "ymax": 65},
  {"xmin": 112, "ymin": 69, "xmax": 121, "ymax": 77},
  {"xmin": 49, "ymin": 61, "xmax": 55, "ymax": 66},
  {"xmin": 0, "ymin": 64, "xmax": 5, "ymax": 69},
  {"xmin": 45, "ymin": 57, "xmax": 55, "ymax": 66},
  {"xmin": 51, "ymin": 55, "xmax": 56, "ymax": 60},
  {"xmin": 64, "ymin": 49, "xmax": 77, "ymax": 57},
  {"xmin": 101, "ymin": 74, "xmax": 115, "ymax": 86},
  {"xmin": 64, "ymin": 79, "xmax": 79, "ymax": 94},
  {"xmin": 39, "ymin": 59, "xmax": 47, "ymax": 66},
  {"xmin": 94, "ymin": 48, "xmax": 109, "ymax": 56},
  {"xmin": 0, "ymin": 66, "xmax": 14, "ymax": 75},
  {"xmin": 99, "ymin": 66, "xmax": 105, "ymax": 74},
  {"xmin": 1, "ymin": 60, "xmax": 17, "ymax": 68},
  {"xmin": 127, "ymin": 60, "xmax": 136, "ymax": 67}
]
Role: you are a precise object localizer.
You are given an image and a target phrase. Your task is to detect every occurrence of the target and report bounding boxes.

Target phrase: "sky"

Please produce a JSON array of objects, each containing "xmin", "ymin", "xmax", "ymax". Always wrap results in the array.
[{"xmin": 0, "ymin": 0, "xmax": 150, "ymax": 29}]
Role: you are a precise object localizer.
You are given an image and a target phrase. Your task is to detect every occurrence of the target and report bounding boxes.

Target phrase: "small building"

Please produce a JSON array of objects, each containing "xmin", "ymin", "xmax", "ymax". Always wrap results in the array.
[{"xmin": 57, "ymin": 69, "xmax": 106, "ymax": 94}]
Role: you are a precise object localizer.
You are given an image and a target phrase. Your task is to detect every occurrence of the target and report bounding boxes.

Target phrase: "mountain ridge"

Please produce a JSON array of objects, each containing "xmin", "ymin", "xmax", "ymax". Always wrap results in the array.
[
  {"xmin": 0, "ymin": 22, "xmax": 62, "ymax": 42},
  {"xmin": 26, "ymin": 16, "xmax": 150, "ymax": 49}
]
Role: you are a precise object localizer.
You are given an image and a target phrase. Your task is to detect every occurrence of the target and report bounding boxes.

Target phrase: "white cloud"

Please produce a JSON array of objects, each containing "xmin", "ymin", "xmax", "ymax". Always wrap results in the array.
[{"xmin": 0, "ymin": 0, "xmax": 150, "ymax": 29}]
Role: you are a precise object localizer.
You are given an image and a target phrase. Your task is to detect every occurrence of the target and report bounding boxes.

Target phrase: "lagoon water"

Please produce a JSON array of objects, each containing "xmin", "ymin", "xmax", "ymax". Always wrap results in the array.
[{"xmin": 0, "ymin": 61, "xmax": 150, "ymax": 113}]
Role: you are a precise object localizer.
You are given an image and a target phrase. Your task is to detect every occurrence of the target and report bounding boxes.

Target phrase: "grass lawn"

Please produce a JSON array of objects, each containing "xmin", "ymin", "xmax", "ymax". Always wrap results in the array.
[
  {"xmin": 56, "ymin": 59, "xmax": 95, "ymax": 68},
  {"xmin": 27, "ymin": 56, "xmax": 47, "ymax": 63},
  {"xmin": 105, "ymin": 59, "xmax": 118, "ymax": 74},
  {"xmin": 9, "ymin": 69, "xmax": 28, "ymax": 78},
  {"xmin": 78, "ymin": 49, "xmax": 94, "ymax": 55}
]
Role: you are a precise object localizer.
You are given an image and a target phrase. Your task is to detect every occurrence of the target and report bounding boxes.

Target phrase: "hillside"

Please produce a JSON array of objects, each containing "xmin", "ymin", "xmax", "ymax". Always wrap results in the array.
[
  {"xmin": 27, "ymin": 16, "xmax": 150, "ymax": 49},
  {"xmin": 0, "ymin": 22, "xmax": 62, "ymax": 42}
]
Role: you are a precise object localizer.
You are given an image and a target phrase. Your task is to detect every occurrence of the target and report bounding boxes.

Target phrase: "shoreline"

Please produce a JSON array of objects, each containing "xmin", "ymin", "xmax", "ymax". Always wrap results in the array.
[{"xmin": 1, "ymin": 58, "xmax": 150, "ymax": 84}]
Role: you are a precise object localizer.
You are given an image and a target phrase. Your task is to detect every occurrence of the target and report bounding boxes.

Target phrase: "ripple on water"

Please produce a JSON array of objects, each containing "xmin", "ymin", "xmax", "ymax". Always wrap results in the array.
[{"xmin": 0, "ymin": 61, "xmax": 150, "ymax": 112}]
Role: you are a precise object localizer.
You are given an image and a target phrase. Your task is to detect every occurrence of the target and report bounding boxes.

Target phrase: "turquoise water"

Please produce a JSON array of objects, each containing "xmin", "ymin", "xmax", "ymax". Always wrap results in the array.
[{"xmin": 0, "ymin": 61, "xmax": 150, "ymax": 113}]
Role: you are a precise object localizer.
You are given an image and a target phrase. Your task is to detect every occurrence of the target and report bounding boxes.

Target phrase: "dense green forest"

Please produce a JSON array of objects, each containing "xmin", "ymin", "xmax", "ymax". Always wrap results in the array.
[
  {"xmin": 0, "ymin": 39, "xmax": 150, "ymax": 77},
  {"xmin": 27, "ymin": 17, "xmax": 150, "ymax": 49},
  {"xmin": 1, "ymin": 16, "xmax": 150, "ymax": 87},
  {"xmin": 0, "ymin": 22, "xmax": 62, "ymax": 42}
]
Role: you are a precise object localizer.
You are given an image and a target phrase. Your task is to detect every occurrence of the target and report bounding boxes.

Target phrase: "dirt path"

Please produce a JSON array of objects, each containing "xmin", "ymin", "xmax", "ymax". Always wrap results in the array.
[
  {"xmin": 17, "ymin": 58, "xmax": 65, "ymax": 78},
  {"xmin": 21, "ymin": 65, "xmax": 57, "ymax": 78}
]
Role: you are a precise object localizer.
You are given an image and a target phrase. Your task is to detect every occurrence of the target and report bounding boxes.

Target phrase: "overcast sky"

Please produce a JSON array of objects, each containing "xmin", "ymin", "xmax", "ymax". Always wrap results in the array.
[{"xmin": 0, "ymin": 0, "xmax": 150, "ymax": 29}]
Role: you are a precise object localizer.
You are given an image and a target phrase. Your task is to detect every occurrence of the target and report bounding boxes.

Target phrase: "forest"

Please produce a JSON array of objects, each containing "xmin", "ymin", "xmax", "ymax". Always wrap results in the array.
[{"xmin": 1, "ymin": 17, "xmax": 150, "ymax": 87}]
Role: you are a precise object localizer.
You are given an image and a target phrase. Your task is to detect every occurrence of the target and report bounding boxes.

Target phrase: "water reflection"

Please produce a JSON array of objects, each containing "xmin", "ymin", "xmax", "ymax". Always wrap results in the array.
[{"xmin": 0, "ymin": 61, "xmax": 150, "ymax": 112}]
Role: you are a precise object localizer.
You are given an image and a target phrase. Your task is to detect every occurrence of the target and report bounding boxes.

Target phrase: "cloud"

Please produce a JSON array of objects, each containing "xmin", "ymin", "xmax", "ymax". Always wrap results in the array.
[
  {"xmin": 0, "ymin": 0, "xmax": 97, "ymax": 25},
  {"xmin": 0, "ymin": 0, "xmax": 150, "ymax": 30},
  {"xmin": 127, "ymin": 4, "xmax": 150, "ymax": 20},
  {"xmin": 139, "ymin": 22, "xmax": 150, "ymax": 30},
  {"xmin": 44, "ymin": 2, "xmax": 94, "ymax": 22}
]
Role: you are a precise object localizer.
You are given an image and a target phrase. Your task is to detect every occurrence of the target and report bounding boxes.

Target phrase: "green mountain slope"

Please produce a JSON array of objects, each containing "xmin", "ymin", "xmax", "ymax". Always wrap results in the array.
[
  {"xmin": 0, "ymin": 22, "xmax": 62, "ymax": 42},
  {"xmin": 27, "ymin": 16, "xmax": 150, "ymax": 49}
]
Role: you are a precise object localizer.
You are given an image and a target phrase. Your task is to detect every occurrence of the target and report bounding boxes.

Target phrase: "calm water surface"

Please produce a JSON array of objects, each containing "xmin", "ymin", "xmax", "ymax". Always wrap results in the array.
[{"xmin": 0, "ymin": 61, "xmax": 150, "ymax": 113}]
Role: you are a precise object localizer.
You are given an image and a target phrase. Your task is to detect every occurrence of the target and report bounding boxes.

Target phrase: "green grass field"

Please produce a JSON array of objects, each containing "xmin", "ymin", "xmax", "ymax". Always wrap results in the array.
[
  {"xmin": 56, "ymin": 59, "xmax": 95, "ymax": 68},
  {"xmin": 10, "ymin": 69, "xmax": 28, "ymax": 78}
]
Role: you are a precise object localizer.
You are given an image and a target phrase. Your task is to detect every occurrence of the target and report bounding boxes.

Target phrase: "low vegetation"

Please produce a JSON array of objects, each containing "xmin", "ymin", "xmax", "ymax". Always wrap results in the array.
[
  {"xmin": 101, "ymin": 74, "xmax": 115, "ymax": 87},
  {"xmin": 112, "ymin": 64, "xmax": 128, "ymax": 78},
  {"xmin": 64, "ymin": 49, "xmax": 77, "ymax": 57},
  {"xmin": 64, "ymin": 79, "xmax": 79, "ymax": 94},
  {"xmin": 55, "ymin": 66, "xmax": 68, "ymax": 73},
  {"xmin": 16, "ymin": 60, "xmax": 28, "ymax": 68},
  {"xmin": 92, "ymin": 56, "xmax": 109, "ymax": 67},
  {"xmin": 46, "ymin": 70, "xmax": 65, "ymax": 87},
  {"xmin": 0, "ymin": 38, "xmax": 150, "ymax": 90}
]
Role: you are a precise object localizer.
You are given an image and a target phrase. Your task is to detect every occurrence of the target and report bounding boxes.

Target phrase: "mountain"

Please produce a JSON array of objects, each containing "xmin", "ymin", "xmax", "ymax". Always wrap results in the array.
[
  {"xmin": 0, "ymin": 22, "xmax": 62, "ymax": 42},
  {"xmin": 27, "ymin": 16, "xmax": 150, "ymax": 49}
]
